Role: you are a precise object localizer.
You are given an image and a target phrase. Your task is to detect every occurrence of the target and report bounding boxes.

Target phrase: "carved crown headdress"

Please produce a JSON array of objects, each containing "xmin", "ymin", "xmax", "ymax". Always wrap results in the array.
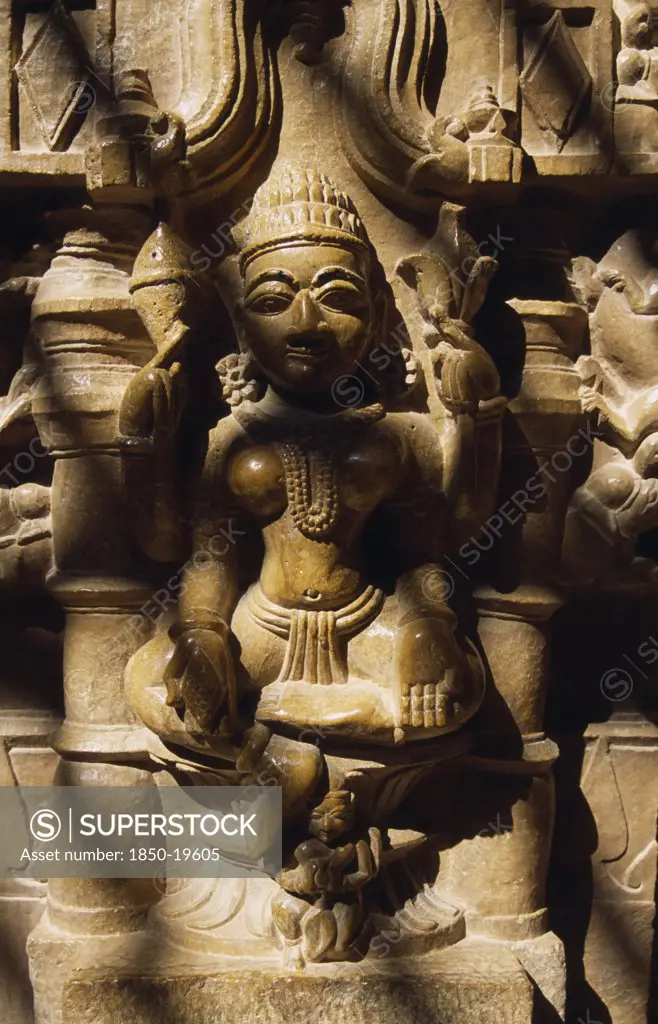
[{"xmin": 240, "ymin": 163, "xmax": 371, "ymax": 272}]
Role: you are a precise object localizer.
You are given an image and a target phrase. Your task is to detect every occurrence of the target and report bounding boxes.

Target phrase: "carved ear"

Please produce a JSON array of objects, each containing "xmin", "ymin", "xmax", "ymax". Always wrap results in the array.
[{"xmin": 570, "ymin": 256, "xmax": 604, "ymax": 311}]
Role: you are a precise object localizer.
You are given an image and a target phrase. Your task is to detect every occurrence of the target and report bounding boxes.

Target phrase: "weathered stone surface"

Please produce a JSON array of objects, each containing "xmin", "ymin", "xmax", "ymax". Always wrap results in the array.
[
  {"xmin": 0, "ymin": 2, "xmax": 655, "ymax": 1023},
  {"xmin": 63, "ymin": 945, "xmax": 534, "ymax": 1024},
  {"xmin": 0, "ymin": 884, "xmax": 45, "ymax": 1024}
]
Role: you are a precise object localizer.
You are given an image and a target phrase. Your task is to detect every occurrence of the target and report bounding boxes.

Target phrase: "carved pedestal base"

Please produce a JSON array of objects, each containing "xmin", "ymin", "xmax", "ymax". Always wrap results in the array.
[{"xmin": 61, "ymin": 942, "xmax": 535, "ymax": 1024}]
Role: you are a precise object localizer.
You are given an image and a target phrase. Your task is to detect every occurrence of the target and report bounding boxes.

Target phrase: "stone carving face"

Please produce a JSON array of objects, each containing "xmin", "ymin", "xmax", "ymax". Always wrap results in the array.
[{"xmin": 243, "ymin": 242, "xmax": 374, "ymax": 395}]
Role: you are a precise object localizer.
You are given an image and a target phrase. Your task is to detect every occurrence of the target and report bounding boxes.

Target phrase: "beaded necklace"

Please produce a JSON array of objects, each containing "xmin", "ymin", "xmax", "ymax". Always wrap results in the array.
[
  {"xmin": 235, "ymin": 399, "xmax": 385, "ymax": 539},
  {"xmin": 277, "ymin": 444, "xmax": 339, "ymax": 539}
]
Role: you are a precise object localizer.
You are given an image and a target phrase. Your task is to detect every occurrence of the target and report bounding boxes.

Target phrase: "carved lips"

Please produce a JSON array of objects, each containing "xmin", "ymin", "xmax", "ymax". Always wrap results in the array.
[{"xmin": 285, "ymin": 332, "xmax": 333, "ymax": 364}]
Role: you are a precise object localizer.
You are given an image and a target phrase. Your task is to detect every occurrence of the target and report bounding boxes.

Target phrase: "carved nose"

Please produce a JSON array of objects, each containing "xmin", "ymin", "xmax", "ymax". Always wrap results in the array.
[{"xmin": 289, "ymin": 289, "xmax": 327, "ymax": 331}]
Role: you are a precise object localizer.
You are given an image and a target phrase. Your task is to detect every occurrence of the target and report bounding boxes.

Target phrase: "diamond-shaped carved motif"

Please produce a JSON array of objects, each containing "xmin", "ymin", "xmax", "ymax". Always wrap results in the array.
[
  {"xmin": 520, "ymin": 11, "xmax": 593, "ymax": 151},
  {"xmin": 15, "ymin": 0, "xmax": 93, "ymax": 151}
]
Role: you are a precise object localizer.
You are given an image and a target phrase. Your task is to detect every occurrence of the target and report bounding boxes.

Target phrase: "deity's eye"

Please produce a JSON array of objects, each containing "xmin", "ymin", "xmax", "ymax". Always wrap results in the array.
[
  {"xmin": 315, "ymin": 284, "xmax": 369, "ymax": 315},
  {"xmin": 245, "ymin": 290, "xmax": 294, "ymax": 316}
]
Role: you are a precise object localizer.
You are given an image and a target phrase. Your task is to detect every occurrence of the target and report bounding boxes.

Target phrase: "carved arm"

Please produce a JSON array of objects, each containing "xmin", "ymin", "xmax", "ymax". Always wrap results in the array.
[{"xmin": 163, "ymin": 430, "xmax": 241, "ymax": 733}]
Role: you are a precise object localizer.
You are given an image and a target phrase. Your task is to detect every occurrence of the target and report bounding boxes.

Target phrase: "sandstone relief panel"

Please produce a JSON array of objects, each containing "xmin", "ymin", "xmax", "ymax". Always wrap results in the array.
[{"xmin": 0, "ymin": 2, "xmax": 654, "ymax": 1024}]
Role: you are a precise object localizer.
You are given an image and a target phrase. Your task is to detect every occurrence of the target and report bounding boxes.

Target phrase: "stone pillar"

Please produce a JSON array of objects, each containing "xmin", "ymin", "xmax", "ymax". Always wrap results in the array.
[
  {"xmin": 439, "ymin": 295, "xmax": 588, "ymax": 1019},
  {"xmin": 29, "ymin": 206, "xmax": 156, "ymax": 760},
  {"xmin": 26, "ymin": 208, "xmax": 159, "ymax": 1023}
]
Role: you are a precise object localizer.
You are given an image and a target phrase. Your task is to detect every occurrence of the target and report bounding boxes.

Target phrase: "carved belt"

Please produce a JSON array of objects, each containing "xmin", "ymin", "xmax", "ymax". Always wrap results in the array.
[{"xmin": 246, "ymin": 584, "xmax": 385, "ymax": 686}]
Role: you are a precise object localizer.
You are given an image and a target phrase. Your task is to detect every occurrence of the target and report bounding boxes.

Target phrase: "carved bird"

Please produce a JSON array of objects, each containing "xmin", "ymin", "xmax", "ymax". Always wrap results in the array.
[
  {"xmin": 396, "ymin": 205, "xmax": 500, "ymax": 411},
  {"xmin": 397, "ymin": 203, "xmax": 498, "ymax": 325}
]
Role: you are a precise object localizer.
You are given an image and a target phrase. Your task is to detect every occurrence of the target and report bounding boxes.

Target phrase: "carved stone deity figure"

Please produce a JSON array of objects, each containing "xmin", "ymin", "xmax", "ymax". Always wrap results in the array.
[
  {"xmin": 115, "ymin": 163, "xmax": 502, "ymax": 965},
  {"xmin": 122, "ymin": 164, "xmax": 498, "ymax": 751}
]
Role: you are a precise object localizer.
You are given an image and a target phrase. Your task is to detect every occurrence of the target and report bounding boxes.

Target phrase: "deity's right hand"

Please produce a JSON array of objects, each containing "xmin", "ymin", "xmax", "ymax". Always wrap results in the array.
[
  {"xmin": 164, "ymin": 624, "xmax": 235, "ymax": 733},
  {"xmin": 119, "ymin": 362, "xmax": 184, "ymax": 442}
]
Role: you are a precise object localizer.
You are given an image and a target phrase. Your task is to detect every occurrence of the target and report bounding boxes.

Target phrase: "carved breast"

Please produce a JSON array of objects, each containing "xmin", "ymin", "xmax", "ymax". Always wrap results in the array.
[{"xmin": 226, "ymin": 430, "xmax": 405, "ymax": 523}]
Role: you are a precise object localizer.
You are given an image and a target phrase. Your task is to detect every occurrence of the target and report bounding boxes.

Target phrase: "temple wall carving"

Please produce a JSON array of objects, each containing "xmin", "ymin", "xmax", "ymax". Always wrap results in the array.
[{"xmin": 0, "ymin": 2, "xmax": 655, "ymax": 1023}]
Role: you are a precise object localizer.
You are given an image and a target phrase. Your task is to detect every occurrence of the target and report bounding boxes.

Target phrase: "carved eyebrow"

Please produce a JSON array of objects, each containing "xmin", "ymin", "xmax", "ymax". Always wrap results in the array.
[
  {"xmin": 245, "ymin": 269, "xmax": 297, "ymax": 295},
  {"xmin": 312, "ymin": 266, "xmax": 368, "ymax": 288}
]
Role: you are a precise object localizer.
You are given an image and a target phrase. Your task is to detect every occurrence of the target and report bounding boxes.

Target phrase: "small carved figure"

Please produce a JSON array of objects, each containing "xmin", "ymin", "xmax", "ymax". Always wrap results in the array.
[
  {"xmin": 571, "ymin": 233, "xmax": 658, "ymax": 455},
  {"xmin": 617, "ymin": 1, "xmax": 658, "ymax": 101},
  {"xmin": 564, "ymin": 231, "xmax": 658, "ymax": 585}
]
